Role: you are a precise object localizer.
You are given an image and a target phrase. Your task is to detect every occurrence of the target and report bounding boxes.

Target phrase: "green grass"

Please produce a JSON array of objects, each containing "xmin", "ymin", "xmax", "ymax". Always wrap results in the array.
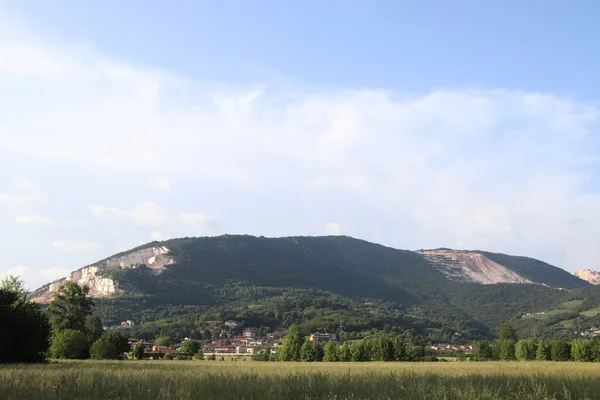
[
  {"xmin": 580, "ymin": 307, "xmax": 600, "ymax": 317},
  {"xmin": 2, "ymin": 361, "xmax": 600, "ymax": 399}
]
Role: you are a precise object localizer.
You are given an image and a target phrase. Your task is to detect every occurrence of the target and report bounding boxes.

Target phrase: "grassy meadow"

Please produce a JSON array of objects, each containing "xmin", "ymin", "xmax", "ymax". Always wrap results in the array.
[{"xmin": 2, "ymin": 360, "xmax": 600, "ymax": 400}]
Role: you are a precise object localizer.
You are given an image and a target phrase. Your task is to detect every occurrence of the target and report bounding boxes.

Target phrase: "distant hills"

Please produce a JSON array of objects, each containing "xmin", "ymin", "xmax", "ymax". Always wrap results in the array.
[{"xmin": 31, "ymin": 235, "xmax": 600, "ymax": 341}]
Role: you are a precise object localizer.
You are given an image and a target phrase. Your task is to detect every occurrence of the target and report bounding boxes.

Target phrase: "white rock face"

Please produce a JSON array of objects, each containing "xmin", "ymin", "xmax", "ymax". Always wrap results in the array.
[
  {"xmin": 573, "ymin": 269, "xmax": 600, "ymax": 285},
  {"xmin": 418, "ymin": 250, "xmax": 532, "ymax": 284},
  {"xmin": 32, "ymin": 246, "xmax": 174, "ymax": 303}
]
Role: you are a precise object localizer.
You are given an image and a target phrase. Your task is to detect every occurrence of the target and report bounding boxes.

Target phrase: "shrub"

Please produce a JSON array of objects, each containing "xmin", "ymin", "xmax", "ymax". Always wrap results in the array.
[
  {"xmin": 50, "ymin": 329, "xmax": 89, "ymax": 359},
  {"xmin": 90, "ymin": 331, "xmax": 130, "ymax": 360}
]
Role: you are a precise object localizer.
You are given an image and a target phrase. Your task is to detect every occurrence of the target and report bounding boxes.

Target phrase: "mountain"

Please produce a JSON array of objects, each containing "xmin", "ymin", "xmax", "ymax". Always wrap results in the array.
[
  {"xmin": 573, "ymin": 269, "xmax": 600, "ymax": 285},
  {"xmin": 31, "ymin": 235, "xmax": 590, "ymax": 341}
]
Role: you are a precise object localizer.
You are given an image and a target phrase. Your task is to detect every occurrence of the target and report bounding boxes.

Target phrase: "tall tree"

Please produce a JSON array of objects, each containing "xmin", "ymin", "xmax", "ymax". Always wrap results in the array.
[
  {"xmin": 323, "ymin": 341, "xmax": 340, "ymax": 362},
  {"xmin": 498, "ymin": 322, "xmax": 518, "ymax": 341},
  {"xmin": 571, "ymin": 339, "xmax": 592, "ymax": 362},
  {"xmin": 277, "ymin": 325, "xmax": 304, "ymax": 361},
  {"xmin": 300, "ymin": 339, "xmax": 323, "ymax": 362},
  {"xmin": 536, "ymin": 340, "xmax": 551, "ymax": 361},
  {"xmin": 47, "ymin": 282, "xmax": 94, "ymax": 332},
  {"xmin": 84, "ymin": 315, "xmax": 104, "ymax": 343},
  {"xmin": 339, "ymin": 342, "xmax": 352, "ymax": 362},
  {"xmin": 0, "ymin": 277, "xmax": 50, "ymax": 363},
  {"xmin": 180, "ymin": 340, "xmax": 201, "ymax": 354}
]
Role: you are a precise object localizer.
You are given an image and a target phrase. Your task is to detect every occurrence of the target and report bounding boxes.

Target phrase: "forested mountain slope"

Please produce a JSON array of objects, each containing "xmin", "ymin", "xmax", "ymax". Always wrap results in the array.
[{"xmin": 31, "ymin": 235, "xmax": 588, "ymax": 340}]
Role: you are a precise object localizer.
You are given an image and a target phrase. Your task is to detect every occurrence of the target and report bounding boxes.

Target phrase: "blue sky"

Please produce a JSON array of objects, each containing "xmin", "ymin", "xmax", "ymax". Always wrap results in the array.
[{"xmin": 1, "ymin": 1, "xmax": 600, "ymax": 288}]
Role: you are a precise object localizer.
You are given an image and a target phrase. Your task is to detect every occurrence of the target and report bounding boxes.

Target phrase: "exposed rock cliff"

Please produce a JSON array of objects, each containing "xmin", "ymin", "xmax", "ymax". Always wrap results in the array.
[
  {"xmin": 573, "ymin": 269, "xmax": 600, "ymax": 285},
  {"xmin": 417, "ymin": 249, "xmax": 532, "ymax": 284},
  {"xmin": 31, "ymin": 246, "xmax": 174, "ymax": 303}
]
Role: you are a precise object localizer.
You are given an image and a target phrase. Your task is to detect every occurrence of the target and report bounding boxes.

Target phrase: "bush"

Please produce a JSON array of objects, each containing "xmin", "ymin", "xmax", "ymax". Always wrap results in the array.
[
  {"xmin": 50, "ymin": 329, "xmax": 89, "ymax": 359},
  {"xmin": 177, "ymin": 355, "xmax": 191, "ymax": 360},
  {"xmin": 163, "ymin": 353, "xmax": 174, "ymax": 360},
  {"xmin": 0, "ymin": 287, "xmax": 51, "ymax": 363},
  {"xmin": 90, "ymin": 331, "xmax": 130, "ymax": 360}
]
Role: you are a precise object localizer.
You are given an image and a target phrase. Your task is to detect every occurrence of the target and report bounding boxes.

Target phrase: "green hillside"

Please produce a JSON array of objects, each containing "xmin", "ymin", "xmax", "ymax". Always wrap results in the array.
[
  {"xmin": 79, "ymin": 235, "xmax": 580, "ymax": 341},
  {"xmin": 477, "ymin": 251, "xmax": 588, "ymax": 289}
]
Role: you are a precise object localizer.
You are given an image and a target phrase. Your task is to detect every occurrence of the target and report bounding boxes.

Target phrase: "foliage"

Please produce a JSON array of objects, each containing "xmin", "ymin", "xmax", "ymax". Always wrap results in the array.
[
  {"xmin": 47, "ymin": 282, "xmax": 94, "ymax": 333},
  {"xmin": 339, "ymin": 343, "xmax": 352, "ymax": 361},
  {"xmin": 550, "ymin": 340, "xmax": 571, "ymax": 361},
  {"xmin": 0, "ymin": 277, "xmax": 50, "ymax": 363},
  {"xmin": 153, "ymin": 336, "xmax": 175, "ymax": 347},
  {"xmin": 515, "ymin": 339, "xmax": 537, "ymax": 361},
  {"xmin": 536, "ymin": 340, "xmax": 551, "ymax": 361},
  {"xmin": 85, "ymin": 236, "xmax": 586, "ymax": 341},
  {"xmin": 84, "ymin": 315, "xmax": 104, "ymax": 343},
  {"xmin": 498, "ymin": 322, "xmax": 518, "ymax": 341},
  {"xmin": 300, "ymin": 340, "xmax": 323, "ymax": 362},
  {"xmin": 180, "ymin": 340, "xmax": 201, "ymax": 354},
  {"xmin": 277, "ymin": 325, "xmax": 304, "ymax": 361},
  {"xmin": 132, "ymin": 343, "xmax": 145, "ymax": 360},
  {"xmin": 571, "ymin": 339, "xmax": 593, "ymax": 362},
  {"xmin": 90, "ymin": 331, "xmax": 130, "ymax": 360},
  {"xmin": 322, "ymin": 341, "xmax": 339, "ymax": 362},
  {"xmin": 473, "ymin": 340, "xmax": 493, "ymax": 361},
  {"xmin": 49, "ymin": 329, "xmax": 89, "ymax": 359}
]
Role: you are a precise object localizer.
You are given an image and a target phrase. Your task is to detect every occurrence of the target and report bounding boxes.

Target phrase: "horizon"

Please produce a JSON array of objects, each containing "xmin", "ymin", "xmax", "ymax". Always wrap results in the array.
[{"xmin": 2, "ymin": 1, "xmax": 600, "ymax": 289}]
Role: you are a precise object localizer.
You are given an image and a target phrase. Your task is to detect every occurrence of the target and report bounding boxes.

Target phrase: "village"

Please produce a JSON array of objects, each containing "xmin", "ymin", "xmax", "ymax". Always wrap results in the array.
[{"xmin": 119, "ymin": 320, "xmax": 473, "ymax": 359}]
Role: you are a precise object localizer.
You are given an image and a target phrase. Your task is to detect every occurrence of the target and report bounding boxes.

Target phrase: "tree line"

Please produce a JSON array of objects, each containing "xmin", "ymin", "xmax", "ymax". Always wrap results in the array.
[{"xmin": 1, "ymin": 276, "xmax": 129, "ymax": 362}]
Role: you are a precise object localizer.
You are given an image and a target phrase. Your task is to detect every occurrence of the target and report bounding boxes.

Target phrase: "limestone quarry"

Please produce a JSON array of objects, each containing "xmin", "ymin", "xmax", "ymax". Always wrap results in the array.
[
  {"xmin": 573, "ymin": 269, "xmax": 600, "ymax": 285},
  {"xmin": 417, "ymin": 249, "xmax": 532, "ymax": 284},
  {"xmin": 31, "ymin": 246, "xmax": 174, "ymax": 303}
]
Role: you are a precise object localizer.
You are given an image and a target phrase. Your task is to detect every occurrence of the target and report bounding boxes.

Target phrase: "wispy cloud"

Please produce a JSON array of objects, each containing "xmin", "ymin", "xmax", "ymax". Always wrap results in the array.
[
  {"xmin": 52, "ymin": 240, "xmax": 101, "ymax": 253},
  {"xmin": 1, "ymin": 6, "xmax": 600, "ymax": 284}
]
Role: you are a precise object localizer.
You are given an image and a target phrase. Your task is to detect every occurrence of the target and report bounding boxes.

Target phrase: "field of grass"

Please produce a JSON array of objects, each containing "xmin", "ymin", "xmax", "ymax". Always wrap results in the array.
[{"xmin": 2, "ymin": 360, "xmax": 600, "ymax": 400}]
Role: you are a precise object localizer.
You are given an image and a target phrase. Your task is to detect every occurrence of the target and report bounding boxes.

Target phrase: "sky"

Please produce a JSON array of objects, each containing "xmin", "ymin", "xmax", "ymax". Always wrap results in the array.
[{"xmin": 1, "ymin": 1, "xmax": 600, "ymax": 289}]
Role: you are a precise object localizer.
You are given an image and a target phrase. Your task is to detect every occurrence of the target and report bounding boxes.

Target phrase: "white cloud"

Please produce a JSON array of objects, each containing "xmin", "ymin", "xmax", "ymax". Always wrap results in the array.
[
  {"xmin": 14, "ymin": 213, "xmax": 87, "ymax": 228},
  {"xmin": 0, "ymin": 178, "xmax": 43, "ymax": 209},
  {"xmin": 52, "ymin": 240, "xmax": 100, "ymax": 253},
  {"xmin": 150, "ymin": 232, "xmax": 164, "ymax": 241},
  {"xmin": 324, "ymin": 222, "xmax": 344, "ymax": 236},
  {"xmin": 179, "ymin": 213, "xmax": 219, "ymax": 235},
  {"xmin": 1, "ymin": 13, "xmax": 600, "ymax": 273},
  {"xmin": 88, "ymin": 202, "xmax": 168, "ymax": 227},
  {"xmin": 150, "ymin": 178, "xmax": 171, "ymax": 191}
]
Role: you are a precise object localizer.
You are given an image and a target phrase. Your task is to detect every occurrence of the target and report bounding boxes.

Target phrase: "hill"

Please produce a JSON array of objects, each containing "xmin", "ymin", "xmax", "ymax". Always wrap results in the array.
[{"xmin": 31, "ymin": 235, "xmax": 590, "ymax": 341}]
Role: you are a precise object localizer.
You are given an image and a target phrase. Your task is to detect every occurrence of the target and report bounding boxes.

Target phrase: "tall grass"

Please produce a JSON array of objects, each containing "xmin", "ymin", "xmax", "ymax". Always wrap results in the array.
[{"xmin": 1, "ymin": 361, "xmax": 600, "ymax": 400}]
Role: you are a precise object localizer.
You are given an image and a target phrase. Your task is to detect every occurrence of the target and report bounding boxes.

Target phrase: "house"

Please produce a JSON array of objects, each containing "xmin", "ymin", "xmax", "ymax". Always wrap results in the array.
[
  {"xmin": 309, "ymin": 333, "xmax": 337, "ymax": 343},
  {"xmin": 121, "ymin": 320, "xmax": 135, "ymax": 327},
  {"xmin": 215, "ymin": 345, "xmax": 236, "ymax": 354},
  {"xmin": 243, "ymin": 327, "xmax": 257, "ymax": 339}
]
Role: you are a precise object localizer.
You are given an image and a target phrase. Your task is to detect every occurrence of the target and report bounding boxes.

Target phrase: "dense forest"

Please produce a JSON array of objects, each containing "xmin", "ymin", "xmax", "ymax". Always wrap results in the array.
[{"xmin": 54, "ymin": 235, "xmax": 598, "ymax": 341}]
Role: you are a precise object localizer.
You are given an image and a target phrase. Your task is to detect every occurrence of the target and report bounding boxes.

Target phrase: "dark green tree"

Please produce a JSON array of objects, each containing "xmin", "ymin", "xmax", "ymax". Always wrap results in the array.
[
  {"xmin": 132, "ymin": 342, "xmax": 146, "ymax": 360},
  {"xmin": 571, "ymin": 339, "xmax": 592, "ymax": 362},
  {"xmin": 180, "ymin": 340, "xmax": 201, "ymax": 354},
  {"xmin": 323, "ymin": 341, "xmax": 339, "ymax": 362},
  {"xmin": 84, "ymin": 315, "xmax": 104, "ymax": 343},
  {"xmin": 339, "ymin": 342, "xmax": 352, "ymax": 362},
  {"xmin": 277, "ymin": 325, "xmax": 304, "ymax": 361},
  {"xmin": 498, "ymin": 339, "xmax": 516, "ymax": 361},
  {"xmin": 0, "ymin": 277, "xmax": 50, "ymax": 363},
  {"xmin": 300, "ymin": 339, "xmax": 323, "ymax": 362},
  {"xmin": 550, "ymin": 340, "xmax": 571, "ymax": 361},
  {"xmin": 90, "ymin": 331, "xmax": 130, "ymax": 360},
  {"xmin": 498, "ymin": 322, "xmax": 518, "ymax": 341},
  {"xmin": 473, "ymin": 340, "xmax": 493, "ymax": 361},
  {"xmin": 153, "ymin": 336, "xmax": 175, "ymax": 347},
  {"xmin": 49, "ymin": 329, "xmax": 89, "ymax": 359},
  {"xmin": 47, "ymin": 282, "xmax": 93, "ymax": 332},
  {"xmin": 536, "ymin": 340, "xmax": 551, "ymax": 361},
  {"xmin": 373, "ymin": 335, "xmax": 395, "ymax": 361},
  {"xmin": 393, "ymin": 337, "xmax": 410, "ymax": 361},
  {"xmin": 351, "ymin": 341, "xmax": 369, "ymax": 362},
  {"xmin": 515, "ymin": 339, "xmax": 537, "ymax": 361}
]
